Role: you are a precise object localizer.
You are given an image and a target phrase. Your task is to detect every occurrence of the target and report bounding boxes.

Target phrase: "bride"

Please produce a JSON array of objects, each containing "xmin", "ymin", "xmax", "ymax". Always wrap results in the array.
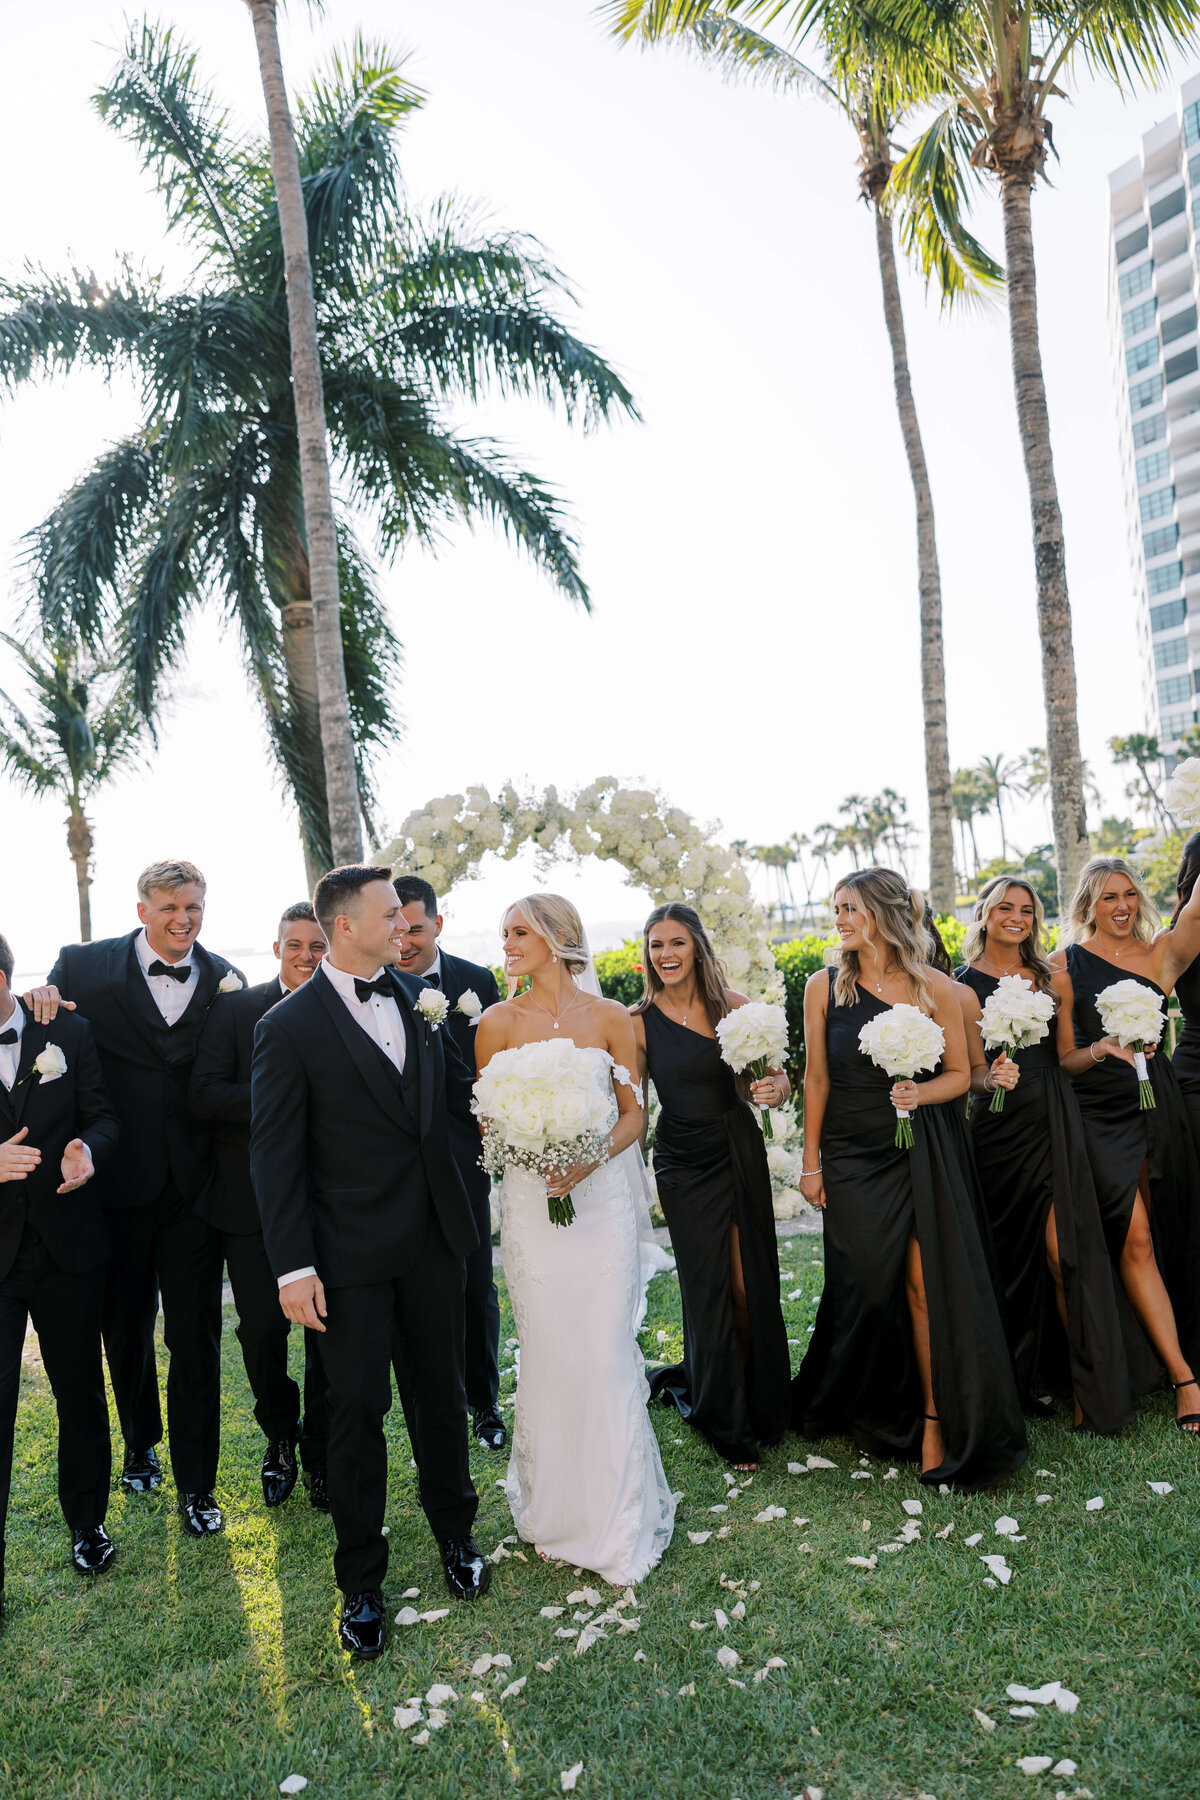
[{"xmin": 474, "ymin": 893, "xmax": 675, "ymax": 1586}]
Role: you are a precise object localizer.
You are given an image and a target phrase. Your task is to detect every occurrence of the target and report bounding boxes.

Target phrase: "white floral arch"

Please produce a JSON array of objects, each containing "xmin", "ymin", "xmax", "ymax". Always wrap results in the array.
[{"xmin": 382, "ymin": 776, "xmax": 782, "ymax": 1001}]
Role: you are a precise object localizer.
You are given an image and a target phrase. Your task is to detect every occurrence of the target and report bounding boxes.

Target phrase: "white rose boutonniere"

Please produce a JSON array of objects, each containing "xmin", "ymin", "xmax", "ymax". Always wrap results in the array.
[
  {"xmin": 218, "ymin": 971, "xmax": 244, "ymax": 994},
  {"xmin": 33, "ymin": 1044, "xmax": 68, "ymax": 1084},
  {"xmin": 417, "ymin": 987, "xmax": 450, "ymax": 1030},
  {"xmin": 456, "ymin": 989, "xmax": 483, "ymax": 1025}
]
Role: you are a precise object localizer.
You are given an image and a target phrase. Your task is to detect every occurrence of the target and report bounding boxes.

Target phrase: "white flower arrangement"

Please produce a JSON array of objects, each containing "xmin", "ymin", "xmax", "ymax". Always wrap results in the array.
[
  {"xmin": 32, "ymin": 1043, "xmax": 67, "ymax": 1083},
  {"xmin": 416, "ymin": 987, "xmax": 450, "ymax": 1030},
  {"xmin": 1095, "ymin": 978, "xmax": 1164, "ymax": 1110},
  {"xmin": 217, "ymin": 971, "xmax": 244, "ymax": 994},
  {"xmin": 715, "ymin": 1001, "xmax": 790, "ymax": 1138},
  {"xmin": 978, "ymin": 975, "xmax": 1056, "ymax": 1113},
  {"xmin": 472, "ymin": 1039, "xmax": 616, "ymax": 1227},
  {"xmin": 857, "ymin": 1004, "xmax": 945, "ymax": 1148},
  {"xmin": 1165, "ymin": 755, "xmax": 1200, "ymax": 828},
  {"xmin": 456, "ymin": 989, "xmax": 483, "ymax": 1024}
]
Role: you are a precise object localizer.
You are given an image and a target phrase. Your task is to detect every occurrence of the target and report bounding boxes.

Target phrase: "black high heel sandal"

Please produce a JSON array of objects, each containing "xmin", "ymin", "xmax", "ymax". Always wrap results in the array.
[{"xmin": 1172, "ymin": 1378, "xmax": 1200, "ymax": 1432}]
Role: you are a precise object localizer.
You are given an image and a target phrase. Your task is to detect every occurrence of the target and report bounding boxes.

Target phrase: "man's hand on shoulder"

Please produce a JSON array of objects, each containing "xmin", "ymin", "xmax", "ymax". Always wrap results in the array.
[
  {"xmin": 21, "ymin": 985, "xmax": 75, "ymax": 1025},
  {"xmin": 279, "ymin": 1273, "xmax": 327, "ymax": 1331}
]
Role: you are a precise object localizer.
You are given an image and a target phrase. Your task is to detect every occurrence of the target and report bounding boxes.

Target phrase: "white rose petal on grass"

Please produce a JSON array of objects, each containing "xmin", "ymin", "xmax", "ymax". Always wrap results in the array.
[
  {"xmin": 560, "ymin": 1763, "xmax": 584, "ymax": 1792},
  {"xmin": 400, "ymin": 1586, "xmax": 419, "ymax": 1599},
  {"xmin": 850, "ymin": 1471, "xmax": 872, "ymax": 1481},
  {"xmin": 980, "ymin": 1555, "xmax": 1012, "ymax": 1585},
  {"xmin": 1035, "ymin": 1494, "xmax": 1054, "ymax": 1504},
  {"xmin": 540, "ymin": 1606, "xmax": 565, "ymax": 1619},
  {"xmin": 902, "ymin": 1499, "xmax": 923, "ymax": 1517},
  {"xmin": 846, "ymin": 1555, "xmax": 877, "ymax": 1570},
  {"xmin": 536, "ymin": 1658, "xmax": 558, "ymax": 1673},
  {"xmin": 753, "ymin": 1506, "xmax": 787, "ymax": 1523},
  {"xmin": 1016, "ymin": 1757, "xmax": 1054, "ymax": 1777},
  {"xmin": 883, "ymin": 1467, "xmax": 900, "ymax": 1480},
  {"xmin": 278, "ymin": 1781, "xmax": 308, "ymax": 1797},
  {"xmin": 965, "ymin": 1532, "xmax": 983, "ymax": 1547},
  {"xmin": 419, "ymin": 1609, "xmax": 450, "ymax": 1623},
  {"xmin": 1085, "ymin": 1496, "xmax": 1104, "ymax": 1512},
  {"xmin": 806, "ymin": 1455, "xmax": 838, "ymax": 1470},
  {"xmin": 426, "ymin": 1684, "xmax": 456, "ymax": 1706},
  {"xmin": 678, "ymin": 1683, "xmax": 696, "ymax": 1697},
  {"xmin": 1148, "ymin": 1481, "xmax": 1174, "ymax": 1496},
  {"xmin": 554, "ymin": 1628, "xmax": 578, "ymax": 1640},
  {"xmin": 1051, "ymin": 1760, "xmax": 1079, "ymax": 1777},
  {"xmin": 427, "ymin": 1710, "xmax": 448, "ymax": 1731},
  {"xmin": 393, "ymin": 1705, "xmax": 423, "ymax": 1730},
  {"xmin": 688, "ymin": 1531, "xmax": 712, "ymax": 1545},
  {"xmin": 731, "ymin": 1601, "xmax": 747, "ymax": 1619},
  {"xmin": 787, "ymin": 1462, "xmax": 808, "ymax": 1475},
  {"xmin": 710, "ymin": 1504, "xmax": 729, "ymax": 1514},
  {"xmin": 633, "ymin": 1649, "xmax": 647, "ymax": 1662},
  {"xmin": 1010, "ymin": 1705, "xmax": 1038, "ymax": 1718},
  {"xmin": 411, "ymin": 1730, "xmax": 430, "ymax": 1747},
  {"xmin": 394, "ymin": 1607, "xmax": 421, "ymax": 1626},
  {"xmin": 935, "ymin": 1523, "xmax": 954, "ymax": 1540},
  {"xmin": 714, "ymin": 1608, "xmax": 730, "ymax": 1631},
  {"xmin": 499, "ymin": 1678, "xmax": 527, "ymax": 1701},
  {"xmin": 971, "ymin": 1708, "xmax": 997, "ymax": 1732},
  {"xmin": 716, "ymin": 1645, "xmax": 740, "ymax": 1669},
  {"xmin": 994, "ymin": 1515, "xmax": 1020, "ymax": 1536}
]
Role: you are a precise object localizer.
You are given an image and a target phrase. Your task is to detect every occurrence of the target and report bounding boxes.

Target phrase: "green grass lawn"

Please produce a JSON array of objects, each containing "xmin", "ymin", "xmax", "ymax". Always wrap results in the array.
[{"xmin": 2, "ymin": 1239, "xmax": 1196, "ymax": 1800}]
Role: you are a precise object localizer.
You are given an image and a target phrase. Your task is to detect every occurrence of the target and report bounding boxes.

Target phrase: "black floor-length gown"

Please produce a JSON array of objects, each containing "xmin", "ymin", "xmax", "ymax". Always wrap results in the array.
[
  {"xmin": 792, "ymin": 971, "xmax": 1027, "ymax": 1488},
  {"xmin": 957, "ymin": 966, "xmax": 1132, "ymax": 1434},
  {"xmin": 1065, "ymin": 944, "xmax": 1200, "ymax": 1378},
  {"xmin": 1169, "ymin": 951, "xmax": 1200, "ymax": 1149},
  {"xmin": 642, "ymin": 1004, "xmax": 791, "ymax": 1463}
]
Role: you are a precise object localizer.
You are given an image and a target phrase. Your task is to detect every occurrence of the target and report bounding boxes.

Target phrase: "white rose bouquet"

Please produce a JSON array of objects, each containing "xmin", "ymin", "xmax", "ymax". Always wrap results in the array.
[
  {"xmin": 416, "ymin": 987, "xmax": 450, "ymax": 1030},
  {"xmin": 1165, "ymin": 755, "xmax": 1200, "ymax": 829},
  {"xmin": 857, "ymin": 1004, "xmax": 945, "ymax": 1148},
  {"xmin": 979, "ymin": 975, "xmax": 1056, "ymax": 1114},
  {"xmin": 715, "ymin": 1001, "xmax": 790, "ymax": 1137},
  {"xmin": 1095, "ymin": 978, "xmax": 1164, "ymax": 1110},
  {"xmin": 472, "ymin": 1039, "xmax": 616, "ymax": 1227}
]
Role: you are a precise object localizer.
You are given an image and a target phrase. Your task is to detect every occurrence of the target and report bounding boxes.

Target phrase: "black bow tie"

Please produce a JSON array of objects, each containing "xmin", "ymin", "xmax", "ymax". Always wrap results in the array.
[
  {"xmin": 0, "ymin": 1029, "xmax": 16, "ymax": 1046},
  {"xmin": 354, "ymin": 975, "xmax": 393, "ymax": 1004},
  {"xmin": 148, "ymin": 959, "xmax": 191, "ymax": 983},
  {"xmin": 425, "ymin": 971, "xmax": 441, "ymax": 989}
]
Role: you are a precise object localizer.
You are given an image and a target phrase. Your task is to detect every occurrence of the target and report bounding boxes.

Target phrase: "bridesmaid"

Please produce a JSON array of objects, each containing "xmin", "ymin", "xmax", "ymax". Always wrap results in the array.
[
  {"xmin": 793, "ymin": 867, "xmax": 1027, "ymax": 1487},
  {"xmin": 1052, "ymin": 856, "xmax": 1200, "ymax": 1433},
  {"xmin": 631, "ymin": 903, "xmax": 791, "ymax": 1471},
  {"xmin": 957, "ymin": 876, "xmax": 1132, "ymax": 1434},
  {"xmin": 1168, "ymin": 831, "xmax": 1200, "ymax": 1150}
]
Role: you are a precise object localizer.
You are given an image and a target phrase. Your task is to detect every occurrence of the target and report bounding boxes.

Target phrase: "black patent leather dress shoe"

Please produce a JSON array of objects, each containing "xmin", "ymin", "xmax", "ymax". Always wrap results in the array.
[
  {"xmin": 339, "ymin": 1589, "xmax": 386, "ymax": 1659},
  {"xmin": 472, "ymin": 1404, "xmax": 506, "ymax": 1450},
  {"xmin": 71, "ymin": 1526, "xmax": 116, "ymax": 1576},
  {"xmin": 121, "ymin": 1447, "xmax": 162, "ymax": 1493},
  {"xmin": 261, "ymin": 1439, "xmax": 299, "ymax": 1508},
  {"xmin": 179, "ymin": 1492, "xmax": 224, "ymax": 1536},
  {"xmin": 440, "ymin": 1535, "xmax": 491, "ymax": 1600},
  {"xmin": 306, "ymin": 1467, "xmax": 331, "ymax": 1513}
]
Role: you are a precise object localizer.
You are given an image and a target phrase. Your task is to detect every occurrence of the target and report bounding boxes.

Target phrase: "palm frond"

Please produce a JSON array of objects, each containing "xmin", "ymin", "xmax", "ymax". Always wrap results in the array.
[
  {"xmin": 139, "ymin": 289, "xmax": 278, "ymax": 469},
  {"xmin": 891, "ymin": 105, "xmax": 1003, "ymax": 307},
  {"xmin": 382, "ymin": 198, "xmax": 573, "ymax": 308},
  {"xmin": 23, "ymin": 437, "xmax": 162, "ymax": 647},
  {"xmin": 607, "ymin": 0, "xmax": 839, "ymax": 106},
  {"xmin": 0, "ymin": 264, "xmax": 158, "ymax": 389},
  {"xmin": 121, "ymin": 480, "xmax": 208, "ymax": 718}
]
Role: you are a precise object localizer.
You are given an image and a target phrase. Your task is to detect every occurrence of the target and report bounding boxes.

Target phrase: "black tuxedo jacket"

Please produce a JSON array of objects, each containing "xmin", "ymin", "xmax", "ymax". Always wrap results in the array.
[
  {"xmin": 249, "ymin": 963, "xmax": 478, "ymax": 1289},
  {"xmin": 188, "ymin": 976, "xmax": 288, "ymax": 1235},
  {"xmin": 47, "ymin": 932, "xmax": 245, "ymax": 1208},
  {"xmin": 0, "ymin": 1003, "xmax": 120, "ymax": 1279},
  {"xmin": 434, "ymin": 950, "xmax": 500, "ymax": 1202}
]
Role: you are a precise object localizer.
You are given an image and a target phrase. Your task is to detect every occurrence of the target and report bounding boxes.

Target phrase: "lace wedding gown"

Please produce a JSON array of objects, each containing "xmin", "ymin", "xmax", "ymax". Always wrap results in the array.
[{"xmin": 499, "ymin": 1046, "xmax": 676, "ymax": 1585}]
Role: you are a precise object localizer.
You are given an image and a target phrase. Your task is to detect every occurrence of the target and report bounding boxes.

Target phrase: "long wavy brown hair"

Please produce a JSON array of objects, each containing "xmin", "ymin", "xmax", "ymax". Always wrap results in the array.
[
  {"xmin": 633, "ymin": 902, "xmax": 732, "ymax": 1032},
  {"xmin": 961, "ymin": 874, "xmax": 1056, "ymax": 995},
  {"xmin": 831, "ymin": 867, "xmax": 934, "ymax": 1013}
]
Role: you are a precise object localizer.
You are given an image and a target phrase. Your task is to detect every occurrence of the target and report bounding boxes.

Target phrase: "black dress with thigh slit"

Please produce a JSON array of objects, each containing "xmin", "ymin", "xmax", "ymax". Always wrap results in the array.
[
  {"xmin": 957, "ymin": 966, "xmax": 1132, "ymax": 1434},
  {"xmin": 1168, "ymin": 951, "xmax": 1200, "ymax": 1149},
  {"xmin": 791, "ymin": 971, "xmax": 1027, "ymax": 1489},
  {"xmin": 642, "ymin": 1004, "xmax": 791, "ymax": 1464},
  {"xmin": 1065, "ymin": 944, "xmax": 1200, "ymax": 1376}
]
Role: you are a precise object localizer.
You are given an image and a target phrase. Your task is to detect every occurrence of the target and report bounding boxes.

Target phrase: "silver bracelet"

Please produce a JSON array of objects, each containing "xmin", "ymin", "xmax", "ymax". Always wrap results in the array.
[
  {"xmin": 1089, "ymin": 1041, "xmax": 1104, "ymax": 1063},
  {"xmin": 799, "ymin": 1165, "xmax": 822, "ymax": 1180}
]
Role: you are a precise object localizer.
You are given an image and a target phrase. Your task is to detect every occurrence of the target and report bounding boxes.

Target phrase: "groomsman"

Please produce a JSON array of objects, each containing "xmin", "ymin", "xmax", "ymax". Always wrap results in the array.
[
  {"xmin": 393, "ymin": 875, "xmax": 504, "ymax": 1450},
  {"xmin": 189, "ymin": 903, "xmax": 330, "ymax": 1511},
  {"xmin": 33, "ymin": 861, "xmax": 245, "ymax": 1536},
  {"xmin": 0, "ymin": 932, "xmax": 119, "ymax": 1595},
  {"xmin": 251, "ymin": 866, "xmax": 488, "ymax": 1661}
]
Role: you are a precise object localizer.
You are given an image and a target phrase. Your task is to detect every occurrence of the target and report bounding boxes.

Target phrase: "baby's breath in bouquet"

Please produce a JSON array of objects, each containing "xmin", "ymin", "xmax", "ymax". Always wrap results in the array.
[{"xmin": 472, "ymin": 1038, "xmax": 615, "ymax": 1226}]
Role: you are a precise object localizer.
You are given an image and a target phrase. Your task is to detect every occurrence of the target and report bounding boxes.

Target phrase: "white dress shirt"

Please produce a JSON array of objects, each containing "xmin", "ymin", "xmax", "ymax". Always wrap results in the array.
[
  {"xmin": 135, "ymin": 927, "xmax": 198, "ymax": 1024},
  {"xmin": 276, "ymin": 960, "xmax": 407, "ymax": 1290},
  {"xmin": 0, "ymin": 998, "xmax": 23, "ymax": 1091}
]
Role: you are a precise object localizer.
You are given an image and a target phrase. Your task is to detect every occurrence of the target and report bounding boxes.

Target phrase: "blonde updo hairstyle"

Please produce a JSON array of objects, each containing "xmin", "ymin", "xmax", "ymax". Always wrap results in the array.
[
  {"xmin": 831, "ymin": 865, "xmax": 934, "ymax": 1013},
  {"xmin": 502, "ymin": 892, "xmax": 590, "ymax": 994},
  {"xmin": 962, "ymin": 874, "xmax": 1056, "ymax": 995},
  {"xmin": 1066, "ymin": 856, "xmax": 1158, "ymax": 946}
]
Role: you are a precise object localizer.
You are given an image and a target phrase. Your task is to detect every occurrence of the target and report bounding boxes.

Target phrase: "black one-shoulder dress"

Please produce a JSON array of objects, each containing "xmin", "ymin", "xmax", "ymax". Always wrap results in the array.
[
  {"xmin": 957, "ymin": 966, "xmax": 1132, "ymax": 1434},
  {"xmin": 1065, "ymin": 944, "xmax": 1200, "ymax": 1376},
  {"xmin": 1169, "ymin": 951, "xmax": 1200, "ymax": 1150},
  {"xmin": 792, "ymin": 971, "xmax": 1027, "ymax": 1488},
  {"xmin": 642, "ymin": 1004, "xmax": 791, "ymax": 1464}
]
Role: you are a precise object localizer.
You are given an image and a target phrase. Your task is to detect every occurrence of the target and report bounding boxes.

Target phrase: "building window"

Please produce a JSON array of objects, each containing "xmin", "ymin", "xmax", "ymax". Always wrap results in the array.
[
  {"xmin": 1149, "ymin": 565, "xmax": 1184, "ymax": 600},
  {"xmin": 1141, "ymin": 485, "xmax": 1176, "ymax": 521},
  {"xmin": 1145, "ymin": 523, "xmax": 1181, "ymax": 558},
  {"xmin": 1164, "ymin": 305, "xmax": 1199, "ymax": 344},
  {"xmin": 1124, "ymin": 298, "xmax": 1157, "ymax": 339},
  {"xmin": 1134, "ymin": 411, "xmax": 1167, "ymax": 447},
  {"xmin": 1131, "ymin": 374, "xmax": 1164, "ymax": 411},
  {"xmin": 1127, "ymin": 338, "xmax": 1159, "ymax": 377},
  {"xmin": 1138, "ymin": 447, "xmax": 1172, "ymax": 485},
  {"xmin": 1166, "ymin": 347, "xmax": 1200, "ymax": 384},
  {"xmin": 1118, "ymin": 260, "xmax": 1154, "ymax": 301},
  {"xmin": 1151, "ymin": 186, "xmax": 1186, "ymax": 227},
  {"xmin": 1187, "ymin": 100, "xmax": 1200, "ymax": 144},
  {"xmin": 1151, "ymin": 595, "xmax": 1187, "ymax": 629},
  {"xmin": 1162, "ymin": 707, "xmax": 1196, "ymax": 738},
  {"xmin": 1155, "ymin": 634, "xmax": 1189, "ymax": 669},
  {"xmin": 1159, "ymin": 672, "xmax": 1192, "ymax": 706},
  {"xmin": 1116, "ymin": 222, "xmax": 1150, "ymax": 262},
  {"xmin": 1193, "ymin": 193, "xmax": 1200, "ymax": 229}
]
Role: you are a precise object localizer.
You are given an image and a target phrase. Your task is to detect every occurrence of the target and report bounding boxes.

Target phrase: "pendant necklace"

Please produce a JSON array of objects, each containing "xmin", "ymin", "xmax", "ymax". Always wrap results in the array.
[{"xmin": 526, "ymin": 985, "xmax": 583, "ymax": 1031}]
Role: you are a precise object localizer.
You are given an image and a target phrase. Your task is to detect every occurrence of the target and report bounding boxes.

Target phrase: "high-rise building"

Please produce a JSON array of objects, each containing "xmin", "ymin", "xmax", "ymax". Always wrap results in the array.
[{"xmin": 1109, "ymin": 74, "xmax": 1200, "ymax": 755}]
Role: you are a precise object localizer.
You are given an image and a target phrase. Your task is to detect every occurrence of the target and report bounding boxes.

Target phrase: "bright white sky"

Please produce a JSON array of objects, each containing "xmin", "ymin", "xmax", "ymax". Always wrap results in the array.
[{"xmin": 0, "ymin": 1, "xmax": 1194, "ymax": 977}]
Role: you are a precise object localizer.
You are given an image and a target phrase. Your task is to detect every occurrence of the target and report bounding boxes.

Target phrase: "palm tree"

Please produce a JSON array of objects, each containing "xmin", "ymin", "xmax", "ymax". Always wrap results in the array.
[
  {"xmin": 1110, "ymin": 731, "xmax": 1175, "ymax": 830},
  {"xmin": 0, "ymin": 637, "xmax": 145, "ymax": 940},
  {"xmin": 952, "ymin": 764, "xmax": 990, "ymax": 885},
  {"xmin": 242, "ymin": 0, "xmax": 359, "ymax": 864},
  {"xmin": 604, "ymin": 0, "xmax": 1001, "ymax": 916},
  {"xmin": 872, "ymin": 0, "xmax": 1200, "ymax": 912},
  {"xmin": 974, "ymin": 751, "xmax": 1025, "ymax": 860},
  {"xmin": 0, "ymin": 24, "xmax": 636, "ymax": 883}
]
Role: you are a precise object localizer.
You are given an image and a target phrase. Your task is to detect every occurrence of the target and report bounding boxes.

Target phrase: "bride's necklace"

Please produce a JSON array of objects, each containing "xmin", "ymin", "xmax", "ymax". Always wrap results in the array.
[{"xmin": 525, "ymin": 984, "xmax": 583, "ymax": 1031}]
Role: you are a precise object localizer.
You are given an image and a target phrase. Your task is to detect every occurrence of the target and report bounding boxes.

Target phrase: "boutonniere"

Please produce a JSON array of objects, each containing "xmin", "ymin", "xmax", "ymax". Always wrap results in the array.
[
  {"xmin": 416, "ymin": 988, "xmax": 450, "ymax": 1031},
  {"xmin": 32, "ymin": 1044, "xmax": 68, "ymax": 1084},
  {"xmin": 455, "ymin": 990, "xmax": 483, "ymax": 1025},
  {"xmin": 217, "ymin": 971, "xmax": 244, "ymax": 994}
]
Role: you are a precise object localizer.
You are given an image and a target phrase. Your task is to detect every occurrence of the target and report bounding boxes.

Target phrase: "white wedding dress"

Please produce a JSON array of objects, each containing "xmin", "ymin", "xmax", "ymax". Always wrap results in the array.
[{"xmin": 499, "ymin": 1045, "xmax": 676, "ymax": 1585}]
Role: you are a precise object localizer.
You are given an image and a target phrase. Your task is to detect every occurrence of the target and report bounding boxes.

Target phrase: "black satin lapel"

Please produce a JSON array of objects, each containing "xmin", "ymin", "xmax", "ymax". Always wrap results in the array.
[
  {"xmin": 175, "ymin": 942, "xmax": 219, "ymax": 1031},
  {"xmin": 108, "ymin": 934, "xmax": 168, "ymax": 1050},
  {"xmin": 438, "ymin": 955, "xmax": 461, "ymax": 1008},
  {"xmin": 312, "ymin": 968, "xmax": 409, "ymax": 1126},
  {"xmin": 391, "ymin": 974, "xmax": 430, "ymax": 1137}
]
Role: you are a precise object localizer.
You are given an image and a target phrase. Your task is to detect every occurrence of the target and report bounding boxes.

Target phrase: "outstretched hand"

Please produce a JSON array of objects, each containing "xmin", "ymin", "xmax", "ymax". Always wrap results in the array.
[
  {"xmin": 279, "ymin": 1273, "xmax": 327, "ymax": 1331},
  {"xmin": 57, "ymin": 1138, "xmax": 94, "ymax": 1193}
]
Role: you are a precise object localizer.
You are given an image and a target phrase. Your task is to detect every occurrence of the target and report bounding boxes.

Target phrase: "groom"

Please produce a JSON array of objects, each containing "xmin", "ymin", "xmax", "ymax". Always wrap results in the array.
[{"xmin": 250, "ymin": 866, "xmax": 488, "ymax": 1660}]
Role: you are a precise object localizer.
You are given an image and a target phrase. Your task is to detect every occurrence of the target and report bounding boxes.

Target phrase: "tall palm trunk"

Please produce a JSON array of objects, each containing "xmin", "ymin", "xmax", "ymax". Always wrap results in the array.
[
  {"xmin": 67, "ymin": 802, "xmax": 92, "ymax": 941},
  {"xmin": 244, "ymin": 0, "xmax": 363, "ymax": 870},
  {"xmin": 1000, "ymin": 175, "xmax": 1088, "ymax": 915},
  {"xmin": 873, "ymin": 202, "xmax": 956, "ymax": 914}
]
